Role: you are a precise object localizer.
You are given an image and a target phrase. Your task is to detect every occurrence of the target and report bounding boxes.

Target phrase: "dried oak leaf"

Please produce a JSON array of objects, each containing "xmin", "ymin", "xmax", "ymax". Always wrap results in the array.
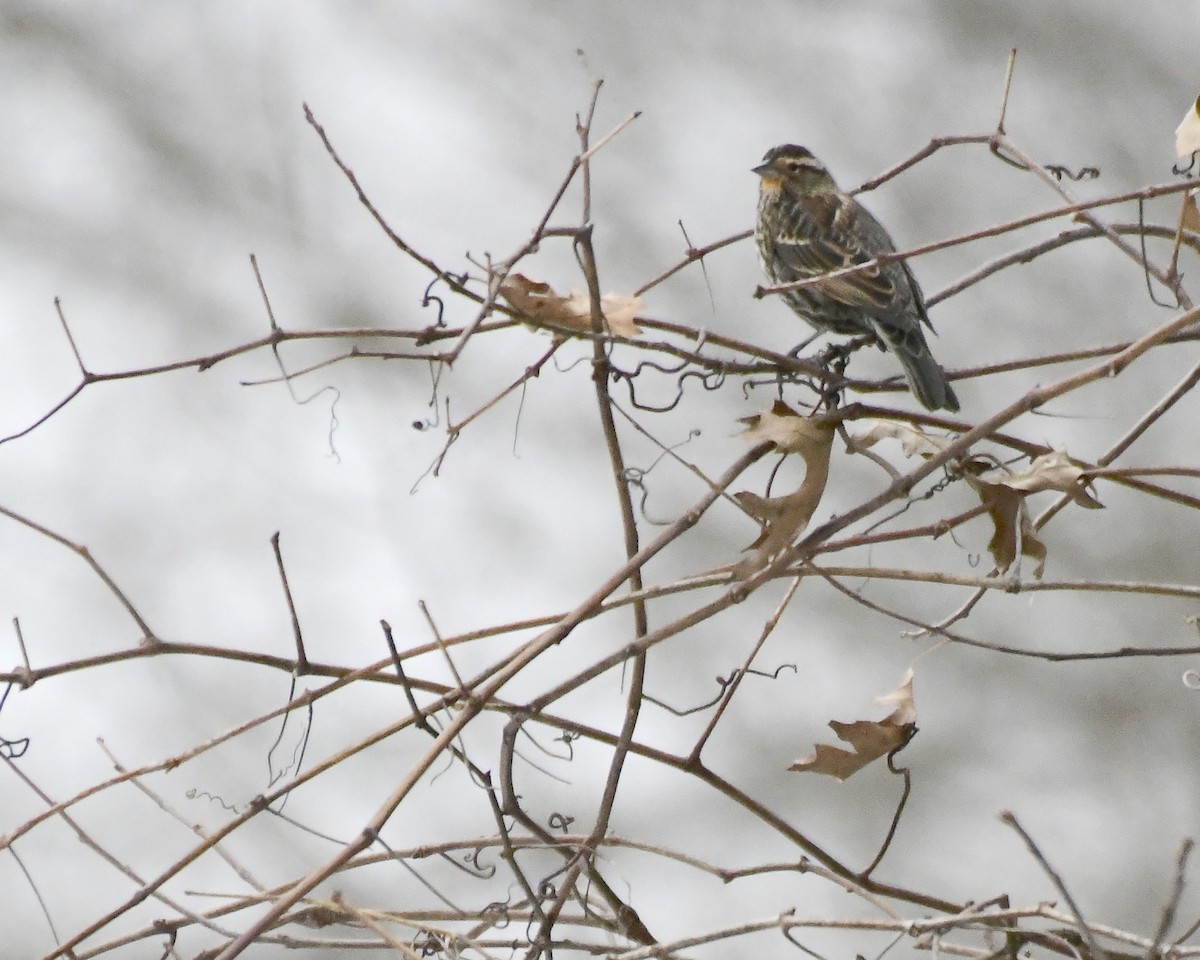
[
  {"xmin": 998, "ymin": 449, "xmax": 1104, "ymax": 509},
  {"xmin": 962, "ymin": 457, "xmax": 1047, "ymax": 577},
  {"xmin": 852, "ymin": 419, "xmax": 956, "ymax": 460},
  {"xmin": 740, "ymin": 400, "xmax": 837, "ymax": 456},
  {"xmin": 734, "ymin": 403, "xmax": 836, "ymax": 576},
  {"xmin": 500, "ymin": 273, "xmax": 642, "ymax": 337},
  {"xmin": 790, "ymin": 670, "xmax": 917, "ymax": 780}
]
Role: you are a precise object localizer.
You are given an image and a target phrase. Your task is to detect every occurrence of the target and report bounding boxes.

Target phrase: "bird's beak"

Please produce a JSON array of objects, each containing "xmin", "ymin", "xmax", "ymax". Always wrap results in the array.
[{"xmin": 752, "ymin": 161, "xmax": 774, "ymax": 177}]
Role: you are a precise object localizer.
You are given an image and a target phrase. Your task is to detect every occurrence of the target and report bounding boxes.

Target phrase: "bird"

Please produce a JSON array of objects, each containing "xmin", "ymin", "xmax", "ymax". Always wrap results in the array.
[{"xmin": 753, "ymin": 144, "xmax": 959, "ymax": 412}]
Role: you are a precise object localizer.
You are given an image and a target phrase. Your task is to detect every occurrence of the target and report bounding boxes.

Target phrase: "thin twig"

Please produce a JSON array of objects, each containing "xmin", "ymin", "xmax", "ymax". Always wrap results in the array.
[
  {"xmin": 1152, "ymin": 838, "xmax": 1194, "ymax": 954},
  {"xmin": 996, "ymin": 49, "xmax": 1017, "ymax": 134},
  {"xmin": 1001, "ymin": 811, "xmax": 1105, "ymax": 960},
  {"xmin": 688, "ymin": 575, "xmax": 803, "ymax": 762},
  {"xmin": 270, "ymin": 532, "xmax": 307, "ymax": 670}
]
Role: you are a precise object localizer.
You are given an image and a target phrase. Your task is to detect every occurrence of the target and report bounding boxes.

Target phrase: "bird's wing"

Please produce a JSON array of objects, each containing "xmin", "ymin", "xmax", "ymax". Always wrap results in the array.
[{"xmin": 770, "ymin": 214, "xmax": 896, "ymax": 310}]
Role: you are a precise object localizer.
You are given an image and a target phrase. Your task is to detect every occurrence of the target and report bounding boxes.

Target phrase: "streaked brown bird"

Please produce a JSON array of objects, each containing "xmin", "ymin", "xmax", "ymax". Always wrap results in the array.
[{"xmin": 754, "ymin": 144, "xmax": 959, "ymax": 412}]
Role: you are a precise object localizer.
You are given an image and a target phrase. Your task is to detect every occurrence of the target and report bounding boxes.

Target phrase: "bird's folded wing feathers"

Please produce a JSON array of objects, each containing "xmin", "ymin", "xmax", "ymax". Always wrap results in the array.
[{"xmin": 769, "ymin": 231, "xmax": 896, "ymax": 310}]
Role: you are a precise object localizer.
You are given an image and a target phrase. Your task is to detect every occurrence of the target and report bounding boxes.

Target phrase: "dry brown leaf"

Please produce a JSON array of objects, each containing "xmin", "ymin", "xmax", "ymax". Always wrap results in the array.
[
  {"xmin": 739, "ymin": 400, "xmax": 836, "ymax": 456},
  {"xmin": 500, "ymin": 273, "xmax": 642, "ymax": 337},
  {"xmin": 1183, "ymin": 192, "xmax": 1200, "ymax": 235},
  {"xmin": 790, "ymin": 670, "xmax": 917, "ymax": 780},
  {"xmin": 852, "ymin": 419, "xmax": 956, "ymax": 460},
  {"xmin": 734, "ymin": 404, "xmax": 836, "ymax": 576},
  {"xmin": 734, "ymin": 486, "xmax": 821, "ymax": 552},
  {"xmin": 963, "ymin": 458, "xmax": 1047, "ymax": 577},
  {"xmin": 994, "ymin": 449, "xmax": 1104, "ymax": 509}
]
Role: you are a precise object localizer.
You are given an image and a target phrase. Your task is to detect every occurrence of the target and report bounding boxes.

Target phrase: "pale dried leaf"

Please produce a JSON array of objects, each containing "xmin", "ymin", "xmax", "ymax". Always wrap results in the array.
[
  {"xmin": 500, "ymin": 273, "xmax": 642, "ymax": 336},
  {"xmin": 995, "ymin": 450, "xmax": 1104, "ymax": 509},
  {"xmin": 599, "ymin": 292, "xmax": 643, "ymax": 335},
  {"xmin": 562, "ymin": 289, "xmax": 643, "ymax": 336},
  {"xmin": 874, "ymin": 668, "xmax": 916, "ymax": 725},
  {"xmin": 852, "ymin": 419, "xmax": 955, "ymax": 460},
  {"xmin": 1177, "ymin": 95, "xmax": 1200, "ymax": 158},
  {"xmin": 790, "ymin": 670, "xmax": 917, "ymax": 780},
  {"xmin": 739, "ymin": 400, "xmax": 836, "ymax": 456}
]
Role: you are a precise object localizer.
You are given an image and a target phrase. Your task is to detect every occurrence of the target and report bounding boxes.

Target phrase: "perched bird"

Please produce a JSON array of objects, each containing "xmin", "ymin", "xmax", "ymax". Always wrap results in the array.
[{"xmin": 754, "ymin": 144, "xmax": 959, "ymax": 412}]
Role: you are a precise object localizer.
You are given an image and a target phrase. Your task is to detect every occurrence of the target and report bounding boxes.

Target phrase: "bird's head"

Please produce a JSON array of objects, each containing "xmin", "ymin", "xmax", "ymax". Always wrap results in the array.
[{"xmin": 753, "ymin": 144, "xmax": 837, "ymax": 197}]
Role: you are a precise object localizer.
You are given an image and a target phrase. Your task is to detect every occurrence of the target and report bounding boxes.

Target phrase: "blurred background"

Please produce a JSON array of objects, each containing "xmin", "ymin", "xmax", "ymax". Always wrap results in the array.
[{"xmin": 2, "ymin": 2, "xmax": 1199, "ymax": 957}]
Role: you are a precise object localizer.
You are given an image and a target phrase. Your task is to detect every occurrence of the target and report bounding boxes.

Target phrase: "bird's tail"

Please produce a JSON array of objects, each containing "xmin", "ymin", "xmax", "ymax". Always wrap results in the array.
[{"xmin": 894, "ymin": 345, "xmax": 959, "ymax": 412}]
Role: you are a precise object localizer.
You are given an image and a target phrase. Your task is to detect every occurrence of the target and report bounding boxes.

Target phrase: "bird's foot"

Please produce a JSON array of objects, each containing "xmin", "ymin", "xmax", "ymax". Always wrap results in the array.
[{"xmin": 813, "ymin": 334, "xmax": 874, "ymax": 375}]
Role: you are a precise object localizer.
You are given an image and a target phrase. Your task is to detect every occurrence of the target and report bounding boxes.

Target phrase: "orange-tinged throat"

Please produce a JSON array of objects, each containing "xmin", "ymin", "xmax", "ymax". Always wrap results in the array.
[{"xmin": 757, "ymin": 173, "xmax": 785, "ymax": 199}]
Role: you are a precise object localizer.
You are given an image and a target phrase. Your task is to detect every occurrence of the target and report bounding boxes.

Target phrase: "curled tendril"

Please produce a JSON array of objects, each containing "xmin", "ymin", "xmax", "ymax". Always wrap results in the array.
[
  {"xmin": 553, "ymin": 729, "xmax": 580, "ymax": 760},
  {"xmin": 552, "ymin": 351, "xmax": 592, "ymax": 375},
  {"xmin": 646, "ymin": 664, "xmax": 797, "ymax": 716},
  {"xmin": 444, "ymin": 848, "xmax": 495, "ymax": 879},
  {"xmin": 1044, "ymin": 164, "xmax": 1100, "ymax": 181},
  {"xmin": 0, "ymin": 684, "xmax": 29, "ymax": 758},
  {"xmin": 923, "ymin": 470, "xmax": 960, "ymax": 497},
  {"xmin": 693, "ymin": 368, "xmax": 728, "ymax": 391},
  {"xmin": 1174, "ymin": 151, "xmax": 1199, "ymax": 176},
  {"xmin": 185, "ymin": 789, "xmax": 242, "ymax": 814},
  {"xmin": 412, "ymin": 362, "xmax": 446, "ymax": 432},
  {"xmin": 746, "ymin": 663, "xmax": 799, "ymax": 681},
  {"xmin": 781, "ymin": 926, "xmax": 832, "ymax": 960},
  {"xmin": 622, "ymin": 356, "xmax": 689, "ymax": 378},
  {"xmin": 862, "ymin": 462, "xmax": 962, "ymax": 535},
  {"xmin": 613, "ymin": 363, "xmax": 726, "ymax": 413},
  {"xmin": 621, "ymin": 429, "xmax": 700, "ymax": 483},
  {"xmin": 420, "ymin": 272, "xmax": 469, "ymax": 328},
  {"xmin": 482, "ymin": 899, "xmax": 513, "ymax": 928},
  {"xmin": 538, "ymin": 879, "xmax": 558, "ymax": 900},
  {"xmin": 622, "ymin": 470, "xmax": 674, "ymax": 527},
  {"xmin": 420, "ymin": 277, "xmax": 448, "ymax": 328},
  {"xmin": 617, "ymin": 428, "xmax": 702, "ymax": 526},
  {"xmin": 1, "ymin": 736, "xmax": 29, "ymax": 759},
  {"xmin": 741, "ymin": 369, "xmax": 824, "ymax": 403},
  {"xmin": 547, "ymin": 812, "xmax": 575, "ymax": 832}
]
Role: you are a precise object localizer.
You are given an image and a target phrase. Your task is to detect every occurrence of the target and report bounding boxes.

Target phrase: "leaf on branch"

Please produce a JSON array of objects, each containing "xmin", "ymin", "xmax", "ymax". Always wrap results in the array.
[
  {"xmin": 500, "ymin": 273, "xmax": 643, "ymax": 337},
  {"xmin": 993, "ymin": 449, "xmax": 1104, "ymax": 509},
  {"xmin": 961, "ymin": 456, "xmax": 1048, "ymax": 577},
  {"xmin": 739, "ymin": 400, "xmax": 837, "ymax": 456},
  {"xmin": 1183, "ymin": 193, "xmax": 1200, "ymax": 234},
  {"xmin": 733, "ymin": 403, "xmax": 836, "ymax": 576},
  {"xmin": 790, "ymin": 670, "xmax": 917, "ymax": 780},
  {"xmin": 1176, "ymin": 94, "xmax": 1200, "ymax": 158},
  {"xmin": 851, "ymin": 419, "xmax": 956, "ymax": 460}
]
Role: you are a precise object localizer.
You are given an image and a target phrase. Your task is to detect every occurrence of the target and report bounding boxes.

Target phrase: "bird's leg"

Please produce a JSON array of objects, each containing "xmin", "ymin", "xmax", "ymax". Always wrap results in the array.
[
  {"xmin": 812, "ymin": 335, "xmax": 874, "ymax": 411},
  {"xmin": 814, "ymin": 334, "xmax": 874, "ymax": 371},
  {"xmin": 785, "ymin": 329, "xmax": 825, "ymax": 359}
]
